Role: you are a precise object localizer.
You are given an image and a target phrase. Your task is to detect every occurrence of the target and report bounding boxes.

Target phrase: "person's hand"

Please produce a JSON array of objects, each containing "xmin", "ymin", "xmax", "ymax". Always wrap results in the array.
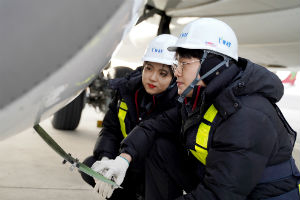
[
  {"xmin": 91, "ymin": 157, "xmax": 112, "ymax": 199},
  {"xmin": 92, "ymin": 156, "xmax": 129, "ymax": 199},
  {"xmin": 91, "ymin": 157, "xmax": 109, "ymax": 172},
  {"xmin": 93, "ymin": 175, "xmax": 114, "ymax": 199}
]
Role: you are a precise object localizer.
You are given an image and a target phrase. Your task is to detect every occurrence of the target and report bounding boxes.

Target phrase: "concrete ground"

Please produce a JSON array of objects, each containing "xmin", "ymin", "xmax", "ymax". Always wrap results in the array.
[
  {"xmin": 0, "ymin": 83, "xmax": 299, "ymax": 200},
  {"xmin": 0, "ymin": 105, "xmax": 102, "ymax": 200}
]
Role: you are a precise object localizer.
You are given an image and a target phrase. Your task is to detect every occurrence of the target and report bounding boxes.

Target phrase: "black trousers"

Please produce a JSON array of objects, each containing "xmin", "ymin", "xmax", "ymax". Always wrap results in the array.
[
  {"xmin": 145, "ymin": 138, "xmax": 205, "ymax": 200},
  {"xmin": 80, "ymin": 156, "xmax": 144, "ymax": 200}
]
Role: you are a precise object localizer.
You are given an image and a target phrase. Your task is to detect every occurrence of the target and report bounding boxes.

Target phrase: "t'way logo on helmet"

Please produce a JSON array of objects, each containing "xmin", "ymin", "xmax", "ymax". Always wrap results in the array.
[
  {"xmin": 179, "ymin": 32, "xmax": 188, "ymax": 38},
  {"xmin": 219, "ymin": 37, "xmax": 231, "ymax": 48},
  {"xmin": 151, "ymin": 48, "xmax": 163, "ymax": 53}
]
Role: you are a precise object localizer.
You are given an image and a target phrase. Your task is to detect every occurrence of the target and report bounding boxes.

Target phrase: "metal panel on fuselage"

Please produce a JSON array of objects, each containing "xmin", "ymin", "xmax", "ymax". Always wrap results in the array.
[{"xmin": 0, "ymin": 0, "xmax": 145, "ymax": 140}]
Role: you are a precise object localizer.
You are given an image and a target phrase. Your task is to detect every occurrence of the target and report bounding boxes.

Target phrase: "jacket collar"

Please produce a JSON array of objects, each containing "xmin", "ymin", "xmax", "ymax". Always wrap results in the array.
[{"xmin": 204, "ymin": 62, "xmax": 241, "ymax": 119}]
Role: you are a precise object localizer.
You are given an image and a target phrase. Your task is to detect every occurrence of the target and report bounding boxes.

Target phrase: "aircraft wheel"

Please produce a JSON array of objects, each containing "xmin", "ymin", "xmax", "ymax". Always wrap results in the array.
[
  {"xmin": 51, "ymin": 91, "xmax": 85, "ymax": 130},
  {"xmin": 113, "ymin": 66, "xmax": 133, "ymax": 78}
]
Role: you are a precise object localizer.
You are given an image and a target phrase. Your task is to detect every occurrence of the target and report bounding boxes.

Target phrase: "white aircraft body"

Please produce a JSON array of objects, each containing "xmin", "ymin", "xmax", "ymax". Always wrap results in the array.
[{"xmin": 0, "ymin": 0, "xmax": 145, "ymax": 140}]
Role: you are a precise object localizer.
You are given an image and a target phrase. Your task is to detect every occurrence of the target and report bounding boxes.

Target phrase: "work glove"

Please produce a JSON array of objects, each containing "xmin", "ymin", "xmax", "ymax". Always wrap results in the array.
[
  {"xmin": 91, "ymin": 156, "xmax": 110, "ymax": 171},
  {"xmin": 91, "ymin": 157, "xmax": 111, "ymax": 200},
  {"xmin": 92, "ymin": 156, "xmax": 129, "ymax": 199}
]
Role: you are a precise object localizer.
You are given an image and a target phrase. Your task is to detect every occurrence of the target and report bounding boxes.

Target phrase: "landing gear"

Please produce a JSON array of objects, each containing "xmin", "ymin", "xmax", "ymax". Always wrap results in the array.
[
  {"xmin": 52, "ymin": 66, "xmax": 133, "ymax": 131},
  {"xmin": 51, "ymin": 91, "xmax": 85, "ymax": 130}
]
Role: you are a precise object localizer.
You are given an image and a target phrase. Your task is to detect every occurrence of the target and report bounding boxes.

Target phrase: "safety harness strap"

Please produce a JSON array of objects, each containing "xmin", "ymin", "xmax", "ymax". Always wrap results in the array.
[
  {"xmin": 190, "ymin": 104, "xmax": 218, "ymax": 165},
  {"xmin": 259, "ymin": 158, "xmax": 300, "ymax": 199},
  {"xmin": 263, "ymin": 187, "xmax": 299, "ymax": 200},
  {"xmin": 118, "ymin": 99, "xmax": 128, "ymax": 138},
  {"xmin": 260, "ymin": 158, "xmax": 300, "ymax": 183}
]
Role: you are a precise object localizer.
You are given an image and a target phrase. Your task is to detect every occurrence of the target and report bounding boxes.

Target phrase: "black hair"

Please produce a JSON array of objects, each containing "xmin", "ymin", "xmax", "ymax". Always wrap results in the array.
[
  {"xmin": 166, "ymin": 64, "xmax": 174, "ymax": 77},
  {"xmin": 176, "ymin": 47, "xmax": 225, "ymax": 61},
  {"xmin": 176, "ymin": 48, "xmax": 204, "ymax": 59}
]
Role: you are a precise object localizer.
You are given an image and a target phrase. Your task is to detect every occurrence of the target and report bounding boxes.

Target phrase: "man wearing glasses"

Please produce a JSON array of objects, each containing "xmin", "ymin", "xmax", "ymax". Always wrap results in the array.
[{"xmin": 145, "ymin": 18, "xmax": 300, "ymax": 200}]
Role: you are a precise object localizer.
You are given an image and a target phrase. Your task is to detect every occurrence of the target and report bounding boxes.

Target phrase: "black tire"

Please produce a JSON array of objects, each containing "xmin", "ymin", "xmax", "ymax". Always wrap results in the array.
[
  {"xmin": 113, "ymin": 66, "xmax": 133, "ymax": 78},
  {"xmin": 52, "ymin": 91, "xmax": 85, "ymax": 130}
]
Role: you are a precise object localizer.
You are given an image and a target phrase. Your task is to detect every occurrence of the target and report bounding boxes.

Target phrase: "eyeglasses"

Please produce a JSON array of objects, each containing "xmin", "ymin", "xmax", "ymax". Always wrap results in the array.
[{"xmin": 171, "ymin": 60, "xmax": 200, "ymax": 73}]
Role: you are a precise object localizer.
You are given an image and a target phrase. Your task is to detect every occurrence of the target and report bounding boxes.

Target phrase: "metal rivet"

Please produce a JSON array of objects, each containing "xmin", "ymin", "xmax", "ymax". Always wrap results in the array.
[{"xmin": 234, "ymin": 103, "xmax": 239, "ymax": 108}]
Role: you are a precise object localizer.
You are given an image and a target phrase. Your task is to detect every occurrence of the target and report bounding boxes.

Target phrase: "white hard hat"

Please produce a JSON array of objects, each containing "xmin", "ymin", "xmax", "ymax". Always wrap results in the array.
[
  {"xmin": 168, "ymin": 18, "xmax": 238, "ymax": 61},
  {"xmin": 142, "ymin": 34, "xmax": 178, "ymax": 65}
]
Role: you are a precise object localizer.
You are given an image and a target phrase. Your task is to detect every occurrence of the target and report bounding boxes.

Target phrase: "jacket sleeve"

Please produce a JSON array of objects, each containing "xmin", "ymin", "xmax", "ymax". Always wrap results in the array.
[
  {"xmin": 178, "ymin": 107, "xmax": 278, "ymax": 200},
  {"xmin": 93, "ymin": 92, "xmax": 123, "ymax": 160},
  {"xmin": 120, "ymin": 105, "xmax": 181, "ymax": 162}
]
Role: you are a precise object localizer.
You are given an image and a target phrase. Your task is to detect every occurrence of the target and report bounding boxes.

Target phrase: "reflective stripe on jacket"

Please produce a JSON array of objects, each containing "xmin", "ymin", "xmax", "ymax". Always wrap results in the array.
[
  {"xmin": 189, "ymin": 104, "xmax": 218, "ymax": 165},
  {"xmin": 118, "ymin": 99, "xmax": 128, "ymax": 138}
]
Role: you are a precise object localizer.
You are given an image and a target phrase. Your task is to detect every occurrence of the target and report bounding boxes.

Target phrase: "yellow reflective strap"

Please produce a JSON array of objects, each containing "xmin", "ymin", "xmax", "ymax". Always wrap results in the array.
[
  {"xmin": 204, "ymin": 104, "xmax": 218, "ymax": 122},
  {"xmin": 120, "ymin": 100, "xmax": 128, "ymax": 110},
  {"xmin": 191, "ymin": 104, "xmax": 218, "ymax": 165},
  {"xmin": 190, "ymin": 146, "xmax": 208, "ymax": 165},
  {"xmin": 118, "ymin": 100, "xmax": 128, "ymax": 138},
  {"xmin": 298, "ymin": 183, "xmax": 300, "ymax": 194},
  {"xmin": 196, "ymin": 123, "xmax": 210, "ymax": 149}
]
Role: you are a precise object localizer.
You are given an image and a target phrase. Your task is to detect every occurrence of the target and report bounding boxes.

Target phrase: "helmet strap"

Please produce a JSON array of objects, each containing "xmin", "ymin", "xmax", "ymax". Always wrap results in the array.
[
  {"xmin": 200, "ymin": 57, "xmax": 230, "ymax": 80},
  {"xmin": 177, "ymin": 50, "xmax": 230, "ymax": 103},
  {"xmin": 200, "ymin": 50, "xmax": 208, "ymax": 63}
]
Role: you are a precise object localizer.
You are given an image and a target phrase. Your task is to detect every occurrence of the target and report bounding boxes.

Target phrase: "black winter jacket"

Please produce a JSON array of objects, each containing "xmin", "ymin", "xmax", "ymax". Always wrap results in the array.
[
  {"xmin": 93, "ymin": 67, "xmax": 179, "ymax": 162},
  {"xmin": 179, "ymin": 58, "xmax": 298, "ymax": 200}
]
